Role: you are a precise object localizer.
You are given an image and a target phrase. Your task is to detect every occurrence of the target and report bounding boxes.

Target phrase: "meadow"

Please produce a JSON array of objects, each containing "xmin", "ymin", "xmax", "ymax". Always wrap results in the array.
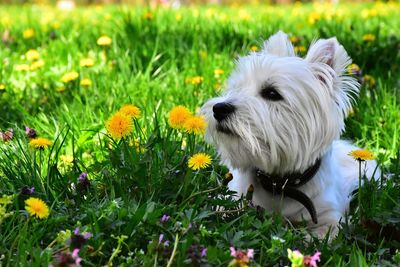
[{"xmin": 0, "ymin": 2, "xmax": 399, "ymax": 266}]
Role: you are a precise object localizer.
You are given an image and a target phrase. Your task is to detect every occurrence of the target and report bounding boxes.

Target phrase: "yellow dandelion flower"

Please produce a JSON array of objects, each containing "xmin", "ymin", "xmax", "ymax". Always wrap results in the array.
[
  {"xmin": 129, "ymin": 139, "xmax": 146, "ymax": 153},
  {"xmin": 25, "ymin": 49, "xmax": 40, "ymax": 61},
  {"xmin": 308, "ymin": 12, "xmax": 321, "ymax": 25},
  {"xmin": 349, "ymin": 149, "xmax": 375, "ymax": 161},
  {"xmin": 29, "ymin": 137, "xmax": 52, "ymax": 149},
  {"xmin": 119, "ymin": 104, "xmax": 141, "ymax": 119},
  {"xmin": 0, "ymin": 84, "xmax": 5, "ymax": 91},
  {"xmin": 1, "ymin": 17, "xmax": 11, "ymax": 27},
  {"xmin": 348, "ymin": 107, "xmax": 355, "ymax": 117},
  {"xmin": 214, "ymin": 82, "xmax": 222, "ymax": 91},
  {"xmin": 23, "ymin": 28, "xmax": 35, "ymax": 39},
  {"xmin": 188, "ymin": 153, "xmax": 212, "ymax": 171},
  {"xmin": 15, "ymin": 64, "xmax": 30, "ymax": 72},
  {"xmin": 362, "ymin": 34, "xmax": 376, "ymax": 42},
  {"xmin": 143, "ymin": 12, "xmax": 153, "ymax": 20},
  {"xmin": 30, "ymin": 59, "xmax": 45, "ymax": 71},
  {"xmin": 80, "ymin": 78, "xmax": 92, "ymax": 87},
  {"xmin": 52, "ymin": 21, "xmax": 61, "ymax": 29},
  {"xmin": 363, "ymin": 75, "xmax": 376, "ymax": 87},
  {"xmin": 61, "ymin": 71, "xmax": 79, "ymax": 83},
  {"xmin": 347, "ymin": 63, "xmax": 361, "ymax": 75},
  {"xmin": 168, "ymin": 106, "xmax": 192, "ymax": 129},
  {"xmin": 25, "ymin": 197, "xmax": 50, "ymax": 219},
  {"xmin": 106, "ymin": 112, "xmax": 133, "ymax": 139},
  {"xmin": 214, "ymin": 69, "xmax": 224, "ymax": 78},
  {"xmin": 185, "ymin": 76, "xmax": 204, "ymax": 85},
  {"xmin": 80, "ymin": 58, "xmax": 95, "ymax": 67},
  {"xmin": 97, "ymin": 35, "xmax": 112, "ymax": 46},
  {"xmin": 56, "ymin": 87, "xmax": 66, "ymax": 93},
  {"xmin": 289, "ymin": 36, "xmax": 300, "ymax": 44},
  {"xmin": 238, "ymin": 10, "xmax": 251, "ymax": 21},
  {"xmin": 183, "ymin": 116, "xmax": 207, "ymax": 135},
  {"xmin": 250, "ymin": 45, "xmax": 258, "ymax": 52},
  {"xmin": 294, "ymin": 46, "xmax": 306, "ymax": 54}
]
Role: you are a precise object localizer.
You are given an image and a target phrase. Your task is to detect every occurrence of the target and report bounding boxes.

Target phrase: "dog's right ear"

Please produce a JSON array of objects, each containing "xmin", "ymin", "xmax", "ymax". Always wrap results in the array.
[{"xmin": 262, "ymin": 31, "xmax": 295, "ymax": 57}]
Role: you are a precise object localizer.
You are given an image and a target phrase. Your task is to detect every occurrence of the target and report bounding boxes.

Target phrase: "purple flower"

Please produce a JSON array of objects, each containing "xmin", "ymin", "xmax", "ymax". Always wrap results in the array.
[
  {"xmin": 158, "ymin": 233, "xmax": 164, "ymax": 245},
  {"xmin": 157, "ymin": 233, "xmax": 169, "ymax": 247},
  {"xmin": 77, "ymin": 172, "xmax": 90, "ymax": 192},
  {"xmin": 20, "ymin": 186, "xmax": 35, "ymax": 196},
  {"xmin": 78, "ymin": 172, "xmax": 87, "ymax": 181},
  {"xmin": 187, "ymin": 244, "xmax": 207, "ymax": 264},
  {"xmin": 74, "ymin": 228, "xmax": 80, "ymax": 235},
  {"xmin": 201, "ymin": 247, "xmax": 207, "ymax": 257},
  {"xmin": 70, "ymin": 228, "xmax": 92, "ymax": 249},
  {"xmin": 25, "ymin": 127, "xmax": 37, "ymax": 139},
  {"xmin": 83, "ymin": 232, "xmax": 92, "ymax": 239},
  {"xmin": 160, "ymin": 214, "xmax": 170, "ymax": 223}
]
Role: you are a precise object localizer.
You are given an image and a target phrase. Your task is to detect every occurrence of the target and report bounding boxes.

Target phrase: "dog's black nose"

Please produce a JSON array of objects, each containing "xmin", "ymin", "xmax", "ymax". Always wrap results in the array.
[{"xmin": 213, "ymin": 102, "xmax": 235, "ymax": 122}]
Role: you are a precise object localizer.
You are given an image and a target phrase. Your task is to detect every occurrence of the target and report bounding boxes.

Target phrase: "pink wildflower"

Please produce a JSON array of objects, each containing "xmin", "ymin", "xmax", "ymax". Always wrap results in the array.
[
  {"xmin": 303, "ymin": 251, "xmax": 321, "ymax": 267},
  {"xmin": 229, "ymin": 247, "xmax": 254, "ymax": 267},
  {"xmin": 71, "ymin": 249, "xmax": 82, "ymax": 265},
  {"xmin": 53, "ymin": 249, "xmax": 82, "ymax": 266}
]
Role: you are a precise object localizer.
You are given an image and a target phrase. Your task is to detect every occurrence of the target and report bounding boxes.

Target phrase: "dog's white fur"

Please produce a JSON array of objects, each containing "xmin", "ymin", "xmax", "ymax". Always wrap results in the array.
[{"xmin": 200, "ymin": 31, "xmax": 379, "ymax": 237}]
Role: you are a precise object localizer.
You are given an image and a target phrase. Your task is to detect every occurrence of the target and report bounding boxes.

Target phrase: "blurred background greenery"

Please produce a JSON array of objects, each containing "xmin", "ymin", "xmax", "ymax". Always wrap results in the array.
[{"xmin": 0, "ymin": 0, "xmax": 395, "ymax": 6}]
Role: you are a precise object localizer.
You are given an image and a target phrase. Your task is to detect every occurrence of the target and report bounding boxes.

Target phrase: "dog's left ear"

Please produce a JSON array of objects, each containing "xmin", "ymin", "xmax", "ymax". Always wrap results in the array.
[
  {"xmin": 305, "ymin": 38, "xmax": 359, "ymax": 115},
  {"xmin": 305, "ymin": 37, "xmax": 350, "ymax": 79},
  {"xmin": 262, "ymin": 31, "xmax": 295, "ymax": 57}
]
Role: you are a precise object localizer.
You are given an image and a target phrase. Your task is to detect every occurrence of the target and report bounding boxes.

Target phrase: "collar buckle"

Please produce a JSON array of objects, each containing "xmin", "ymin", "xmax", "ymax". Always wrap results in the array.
[{"xmin": 254, "ymin": 158, "xmax": 322, "ymax": 224}]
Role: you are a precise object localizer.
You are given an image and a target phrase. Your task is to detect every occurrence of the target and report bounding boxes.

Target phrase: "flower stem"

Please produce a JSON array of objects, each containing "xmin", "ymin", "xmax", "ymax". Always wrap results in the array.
[
  {"xmin": 108, "ymin": 235, "xmax": 128, "ymax": 266},
  {"xmin": 153, "ymin": 252, "xmax": 158, "ymax": 267},
  {"xmin": 358, "ymin": 160, "xmax": 362, "ymax": 218},
  {"xmin": 166, "ymin": 233, "xmax": 179, "ymax": 267},
  {"xmin": 181, "ymin": 185, "xmax": 222, "ymax": 205}
]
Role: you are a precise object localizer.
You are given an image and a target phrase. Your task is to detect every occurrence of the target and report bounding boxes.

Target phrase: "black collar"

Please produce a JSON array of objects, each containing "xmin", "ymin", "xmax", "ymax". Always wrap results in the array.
[{"xmin": 255, "ymin": 159, "xmax": 321, "ymax": 224}]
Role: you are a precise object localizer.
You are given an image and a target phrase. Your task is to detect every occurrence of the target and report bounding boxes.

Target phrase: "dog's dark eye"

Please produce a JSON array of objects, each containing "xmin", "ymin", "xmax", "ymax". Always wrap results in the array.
[{"xmin": 260, "ymin": 85, "xmax": 283, "ymax": 101}]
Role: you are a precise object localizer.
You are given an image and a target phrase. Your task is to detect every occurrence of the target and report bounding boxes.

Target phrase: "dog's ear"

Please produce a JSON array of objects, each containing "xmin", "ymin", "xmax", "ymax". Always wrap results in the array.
[
  {"xmin": 306, "ymin": 38, "xmax": 359, "ymax": 116},
  {"xmin": 262, "ymin": 31, "xmax": 295, "ymax": 57},
  {"xmin": 305, "ymin": 37, "xmax": 350, "ymax": 78}
]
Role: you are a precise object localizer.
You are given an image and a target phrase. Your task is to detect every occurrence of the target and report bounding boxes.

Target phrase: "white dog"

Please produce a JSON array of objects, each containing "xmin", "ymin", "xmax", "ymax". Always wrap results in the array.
[{"xmin": 200, "ymin": 31, "xmax": 379, "ymax": 237}]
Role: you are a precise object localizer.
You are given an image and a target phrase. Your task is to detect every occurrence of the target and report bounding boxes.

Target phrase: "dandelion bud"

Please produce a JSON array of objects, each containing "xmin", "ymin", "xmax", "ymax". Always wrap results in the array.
[
  {"xmin": 246, "ymin": 184, "xmax": 254, "ymax": 200},
  {"xmin": 223, "ymin": 172, "xmax": 233, "ymax": 186}
]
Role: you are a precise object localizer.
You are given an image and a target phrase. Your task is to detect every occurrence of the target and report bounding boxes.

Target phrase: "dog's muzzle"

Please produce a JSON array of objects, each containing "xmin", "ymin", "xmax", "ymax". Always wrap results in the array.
[{"xmin": 213, "ymin": 102, "xmax": 235, "ymax": 122}]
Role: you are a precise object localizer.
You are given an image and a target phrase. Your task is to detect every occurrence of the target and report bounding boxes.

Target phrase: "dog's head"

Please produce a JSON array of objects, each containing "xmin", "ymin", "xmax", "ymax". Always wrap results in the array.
[{"xmin": 200, "ymin": 31, "xmax": 359, "ymax": 174}]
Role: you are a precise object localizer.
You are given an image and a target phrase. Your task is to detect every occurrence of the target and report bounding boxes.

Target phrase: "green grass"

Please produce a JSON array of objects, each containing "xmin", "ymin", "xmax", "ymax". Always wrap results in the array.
[{"xmin": 0, "ymin": 2, "xmax": 399, "ymax": 266}]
